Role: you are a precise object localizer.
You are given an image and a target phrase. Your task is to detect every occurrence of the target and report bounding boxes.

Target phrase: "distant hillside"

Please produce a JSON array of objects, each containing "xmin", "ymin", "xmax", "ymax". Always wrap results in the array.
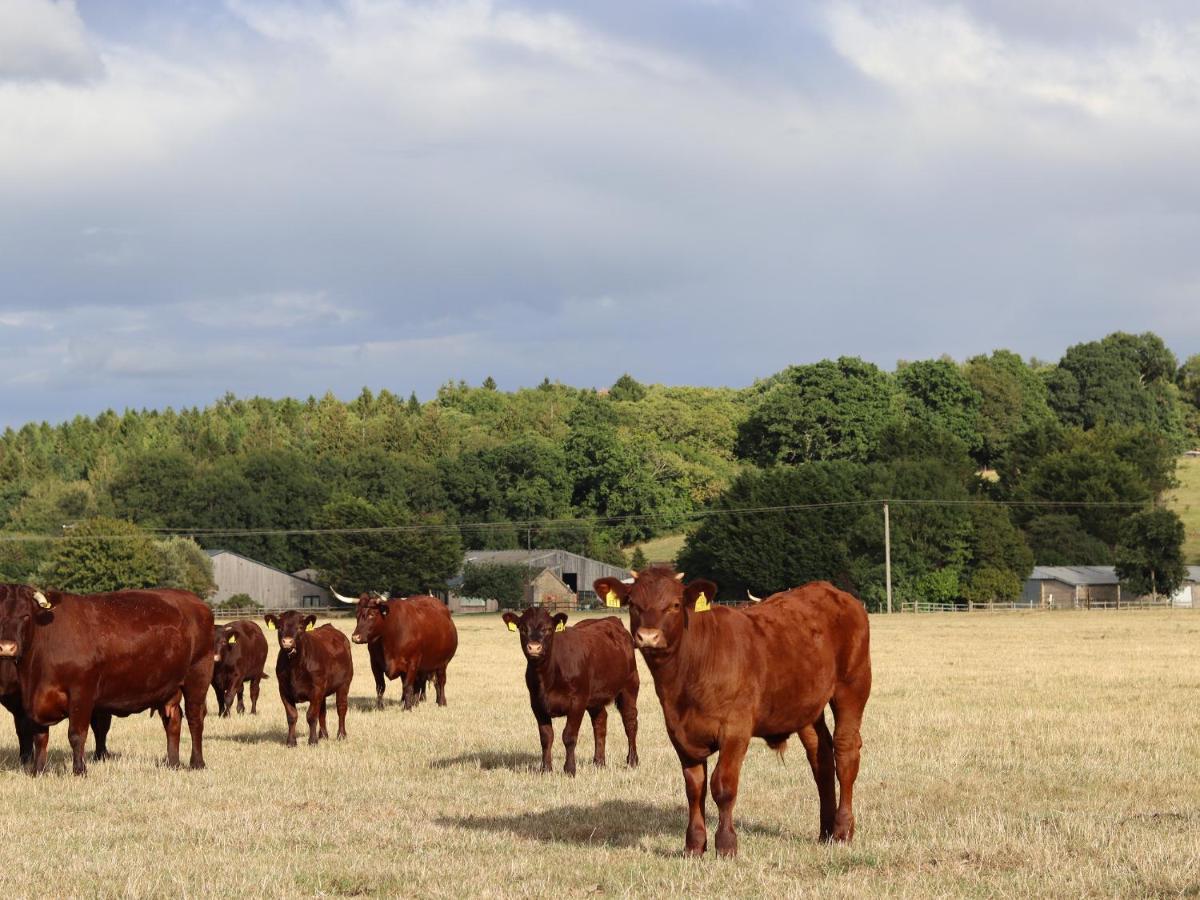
[{"xmin": 1167, "ymin": 455, "xmax": 1200, "ymax": 564}]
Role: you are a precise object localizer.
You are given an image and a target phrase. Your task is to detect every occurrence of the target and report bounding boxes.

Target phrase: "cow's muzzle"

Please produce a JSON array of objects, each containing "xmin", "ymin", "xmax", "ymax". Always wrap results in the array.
[
  {"xmin": 634, "ymin": 628, "xmax": 666, "ymax": 650},
  {"xmin": 351, "ymin": 634, "xmax": 364, "ymax": 644},
  {"xmin": 0, "ymin": 640, "xmax": 18, "ymax": 658},
  {"xmin": 525, "ymin": 642, "xmax": 544, "ymax": 658}
]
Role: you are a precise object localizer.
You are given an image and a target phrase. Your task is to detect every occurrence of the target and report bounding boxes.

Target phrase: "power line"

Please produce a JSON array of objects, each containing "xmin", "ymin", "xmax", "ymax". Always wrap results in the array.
[{"xmin": 0, "ymin": 497, "xmax": 1175, "ymax": 543}]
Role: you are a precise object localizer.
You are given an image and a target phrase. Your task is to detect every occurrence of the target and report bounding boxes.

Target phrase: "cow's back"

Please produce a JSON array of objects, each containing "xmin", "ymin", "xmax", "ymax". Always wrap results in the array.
[
  {"xmin": 292, "ymin": 625, "xmax": 353, "ymax": 698},
  {"xmin": 547, "ymin": 616, "xmax": 637, "ymax": 706},
  {"xmin": 226, "ymin": 619, "xmax": 269, "ymax": 677}
]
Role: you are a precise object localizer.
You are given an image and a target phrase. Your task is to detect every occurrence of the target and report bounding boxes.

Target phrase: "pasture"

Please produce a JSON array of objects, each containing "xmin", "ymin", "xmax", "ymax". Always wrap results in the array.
[
  {"xmin": 0, "ymin": 610, "xmax": 1197, "ymax": 898},
  {"xmin": 1168, "ymin": 453, "xmax": 1200, "ymax": 564}
]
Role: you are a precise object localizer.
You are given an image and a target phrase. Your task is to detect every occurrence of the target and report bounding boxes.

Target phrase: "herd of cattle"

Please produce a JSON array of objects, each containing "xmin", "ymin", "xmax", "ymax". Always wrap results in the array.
[{"xmin": 0, "ymin": 568, "xmax": 871, "ymax": 858}]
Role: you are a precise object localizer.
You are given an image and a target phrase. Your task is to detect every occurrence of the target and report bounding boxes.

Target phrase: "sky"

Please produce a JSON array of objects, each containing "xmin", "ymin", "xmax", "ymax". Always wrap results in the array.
[{"xmin": 2, "ymin": 0, "xmax": 1200, "ymax": 428}]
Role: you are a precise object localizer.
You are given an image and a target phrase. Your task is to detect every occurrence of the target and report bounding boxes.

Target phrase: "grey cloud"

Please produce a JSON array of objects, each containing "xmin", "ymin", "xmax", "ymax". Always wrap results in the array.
[{"xmin": 0, "ymin": 0, "xmax": 102, "ymax": 82}]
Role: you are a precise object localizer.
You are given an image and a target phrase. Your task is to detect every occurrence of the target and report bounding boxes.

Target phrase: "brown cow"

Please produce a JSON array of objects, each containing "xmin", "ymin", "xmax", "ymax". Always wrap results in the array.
[
  {"xmin": 501, "ymin": 607, "xmax": 639, "ymax": 776},
  {"xmin": 350, "ymin": 595, "xmax": 457, "ymax": 710},
  {"xmin": 594, "ymin": 569, "xmax": 871, "ymax": 857},
  {"xmin": 265, "ymin": 611, "xmax": 352, "ymax": 746},
  {"xmin": 0, "ymin": 584, "xmax": 213, "ymax": 776},
  {"xmin": 211, "ymin": 620, "xmax": 269, "ymax": 716}
]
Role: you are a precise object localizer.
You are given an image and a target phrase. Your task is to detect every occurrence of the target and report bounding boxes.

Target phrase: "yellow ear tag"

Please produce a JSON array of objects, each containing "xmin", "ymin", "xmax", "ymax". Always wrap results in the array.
[
  {"xmin": 227, "ymin": 635, "xmax": 237, "ymax": 644},
  {"xmin": 555, "ymin": 621, "xmax": 565, "ymax": 633},
  {"xmin": 605, "ymin": 590, "xmax": 620, "ymax": 608},
  {"xmin": 34, "ymin": 591, "xmax": 51, "ymax": 609},
  {"xmin": 694, "ymin": 592, "xmax": 711, "ymax": 613},
  {"xmin": 305, "ymin": 622, "xmax": 315, "ymax": 631},
  {"xmin": 506, "ymin": 621, "xmax": 517, "ymax": 633},
  {"xmin": 267, "ymin": 621, "xmax": 276, "ymax": 630}
]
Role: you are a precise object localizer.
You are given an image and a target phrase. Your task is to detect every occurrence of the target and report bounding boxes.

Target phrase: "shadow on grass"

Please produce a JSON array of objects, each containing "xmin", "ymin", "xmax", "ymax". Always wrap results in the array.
[
  {"xmin": 206, "ymin": 729, "xmax": 292, "ymax": 746},
  {"xmin": 347, "ymin": 697, "xmax": 409, "ymax": 713},
  {"xmin": 439, "ymin": 799, "xmax": 787, "ymax": 849},
  {"xmin": 429, "ymin": 750, "xmax": 542, "ymax": 772}
]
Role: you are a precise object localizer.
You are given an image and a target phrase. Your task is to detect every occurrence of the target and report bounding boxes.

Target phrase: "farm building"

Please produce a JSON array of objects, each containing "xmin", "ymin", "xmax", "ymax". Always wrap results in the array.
[
  {"xmin": 454, "ymin": 548, "xmax": 630, "ymax": 605},
  {"xmin": 525, "ymin": 567, "xmax": 576, "ymax": 608},
  {"xmin": 206, "ymin": 549, "xmax": 333, "ymax": 610},
  {"xmin": 1021, "ymin": 566, "xmax": 1200, "ymax": 609}
]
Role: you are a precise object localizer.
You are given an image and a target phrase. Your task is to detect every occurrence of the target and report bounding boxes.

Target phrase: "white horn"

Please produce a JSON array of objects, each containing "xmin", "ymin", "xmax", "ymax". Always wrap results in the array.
[
  {"xmin": 747, "ymin": 590, "xmax": 763, "ymax": 603},
  {"xmin": 674, "ymin": 572, "xmax": 686, "ymax": 582},
  {"xmin": 330, "ymin": 586, "xmax": 359, "ymax": 605},
  {"xmin": 629, "ymin": 569, "xmax": 639, "ymax": 579}
]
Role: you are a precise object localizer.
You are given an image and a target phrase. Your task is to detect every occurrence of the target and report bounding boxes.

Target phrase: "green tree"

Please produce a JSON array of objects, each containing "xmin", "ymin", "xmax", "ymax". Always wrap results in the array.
[
  {"xmin": 461, "ymin": 562, "xmax": 527, "ymax": 607},
  {"xmin": 1114, "ymin": 508, "xmax": 1187, "ymax": 599},
  {"xmin": 736, "ymin": 357, "xmax": 899, "ymax": 465},
  {"xmin": 38, "ymin": 517, "xmax": 161, "ymax": 593},
  {"xmin": 154, "ymin": 536, "xmax": 216, "ymax": 598},
  {"xmin": 609, "ymin": 374, "xmax": 647, "ymax": 403},
  {"xmin": 1047, "ymin": 332, "xmax": 1186, "ymax": 444},
  {"xmin": 963, "ymin": 350, "xmax": 1056, "ymax": 465},
  {"xmin": 107, "ymin": 449, "xmax": 195, "ymax": 528},
  {"xmin": 1023, "ymin": 515, "xmax": 1114, "ymax": 565},
  {"xmin": 311, "ymin": 497, "xmax": 462, "ymax": 596},
  {"xmin": 895, "ymin": 359, "xmax": 983, "ymax": 455},
  {"xmin": 629, "ymin": 546, "xmax": 648, "ymax": 570}
]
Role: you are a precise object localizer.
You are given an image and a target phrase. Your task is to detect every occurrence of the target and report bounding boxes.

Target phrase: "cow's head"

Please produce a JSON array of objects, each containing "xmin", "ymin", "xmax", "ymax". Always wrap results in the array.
[
  {"xmin": 265, "ymin": 611, "xmax": 316, "ymax": 656},
  {"xmin": 0, "ymin": 584, "xmax": 60, "ymax": 660},
  {"xmin": 351, "ymin": 593, "xmax": 389, "ymax": 645},
  {"xmin": 212, "ymin": 624, "xmax": 240, "ymax": 664},
  {"xmin": 594, "ymin": 568, "xmax": 716, "ymax": 656},
  {"xmin": 501, "ymin": 607, "xmax": 567, "ymax": 663}
]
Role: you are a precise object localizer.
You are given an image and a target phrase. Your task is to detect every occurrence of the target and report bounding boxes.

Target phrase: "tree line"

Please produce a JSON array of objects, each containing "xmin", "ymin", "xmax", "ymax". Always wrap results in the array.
[{"xmin": 0, "ymin": 332, "xmax": 1195, "ymax": 607}]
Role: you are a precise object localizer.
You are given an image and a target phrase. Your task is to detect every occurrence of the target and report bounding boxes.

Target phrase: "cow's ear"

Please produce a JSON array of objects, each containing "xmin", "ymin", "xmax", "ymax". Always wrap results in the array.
[
  {"xmin": 683, "ymin": 580, "xmax": 717, "ymax": 614},
  {"xmin": 501, "ymin": 611, "xmax": 520, "ymax": 633},
  {"xmin": 552, "ymin": 613, "xmax": 568, "ymax": 633},
  {"xmin": 226, "ymin": 634, "xmax": 238, "ymax": 645},
  {"xmin": 264, "ymin": 614, "xmax": 277, "ymax": 631},
  {"xmin": 303, "ymin": 615, "xmax": 317, "ymax": 632},
  {"xmin": 377, "ymin": 602, "xmax": 389, "ymax": 617},
  {"xmin": 593, "ymin": 578, "xmax": 629, "ymax": 608}
]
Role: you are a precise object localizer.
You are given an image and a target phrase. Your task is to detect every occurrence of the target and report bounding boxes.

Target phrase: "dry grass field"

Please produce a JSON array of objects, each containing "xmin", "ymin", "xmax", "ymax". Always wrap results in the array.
[{"xmin": 0, "ymin": 609, "xmax": 1198, "ymax": 898}]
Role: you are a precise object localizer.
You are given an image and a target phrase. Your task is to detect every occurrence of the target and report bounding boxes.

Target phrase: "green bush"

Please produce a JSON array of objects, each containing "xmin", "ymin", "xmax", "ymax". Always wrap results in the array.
[{"xmin": 214, "ymin": 592, "xmax": 262, "ymax": 613}]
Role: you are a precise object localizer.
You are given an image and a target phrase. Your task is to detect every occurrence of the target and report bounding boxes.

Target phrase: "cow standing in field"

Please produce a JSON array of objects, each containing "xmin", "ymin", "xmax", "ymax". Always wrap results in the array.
[
  {"xmin": 0, "ymin": 584, "xmax": 213, "ymax": 776},
  {"xmin": 350, "ymin": 595, "xmax": 457, "ymax": 711},
  {"xmin": 212, "ymin": 620, "xmax": 269, "ymax": 716},
  {"xmin": 594, "ymin": 569, "xmax": 871, "ymax": 857},
  {"xmin": 502, "ymin": 607, "xmax": 639, "ymax": 776},
  {"xmin": 266, "ymin": 611, "xmax": 352, "ymax": 746},
  {"xmin": 2, "ymin": 661, "xmax": 113, "ymax": 767}
]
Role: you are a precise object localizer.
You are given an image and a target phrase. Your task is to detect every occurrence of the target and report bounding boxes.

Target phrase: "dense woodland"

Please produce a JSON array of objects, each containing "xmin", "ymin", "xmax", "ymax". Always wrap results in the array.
[{"xmin": 1, "ymin": 331, "xmax": 1197, "ymax": 609}]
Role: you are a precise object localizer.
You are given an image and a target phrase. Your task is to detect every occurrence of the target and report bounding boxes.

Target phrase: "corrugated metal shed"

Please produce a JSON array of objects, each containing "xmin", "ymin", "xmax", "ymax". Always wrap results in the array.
[
  {"xmin": 456, "ymin": 548, "xmax": 629, "ymax": 598},
  {"xmin": 207, "ymin": 549, "xmax": 332, "ymax": 610},
  {"xmin": 1027, "ymin": 566, "xmax": 1120, "ymax": 586}
]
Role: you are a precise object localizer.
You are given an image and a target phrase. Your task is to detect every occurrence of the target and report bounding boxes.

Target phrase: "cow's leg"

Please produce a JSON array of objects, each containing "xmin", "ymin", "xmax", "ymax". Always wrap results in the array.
[
  {"xmin": 307, "ymin": 686, "xmax": 324, "ymax": 745},
  {"xmin": 30, "ymin": 726, "xmax": 49, "ymax": 776},
  {"xmin": 434, "ymin": 667, "xmax": 448, "ymax": 707},
  {"xmin": 14, "ymin": 713, "xmax": 33, "ymax": 767},
  {"xmin": 588, "ymin": 706, "xmax": 608, "ymax": 767},
  {"xmin": 562, "ymin": 706, "xmax": 585, "ymax": 777},
  {"xmin": 335, "ymin": 683, "xmax": 349, "ymax": 740},
  {"xmin": 214, "ymin": 682, "xmax": 228, "ymax": 717},
  {"xmin": 536, "ymin": 712, "xmax": 554, "ymax": 773},
  {"xmin": 318, "ymin": 696, "xmax": 329, "ymax": 739},
  {"xmin": 282, "ymin": 693, "xmax": 299, "ymax": 747},
  {"xmin": 235, "ymin": 679, "xmax": 246, "ymax": 715},
  {"xmin": 401, "ymin": 664, "xmax": 418, "ymax": 711},
  {"xmin": 249, "ymin": 676, "xmax": 261, "ymax": 715},
  {"xmin": 615, "ymin": 682, "xmax": 639, "ymax": 768},
  {"xmin": 681, "ymin": 759, "xmax": 709, "ymax": 855},
  {"xmin": 799, "ymin": 714, "xmax": 837, "ymax": 841},
  {"xmin": 711, "ymin": 736, "xmax": 750, "ymax": 857},
  {"xmin": 92, "ymin": 711, "xmax": 113, "ymax": 762},
  {"xmin": 66, "ymin": 691, "xmax": 98, "ymax": 776},
  {"xmin": 830, "ymin": 694, "xmax": 866, "ymax": 843},
  {"xmin": 369, "ymin": 643, "xmax": 386, "ymax": 710},
  {"xmin": 183, "ymin": 661, "xmax": 209, "ymax": 770},
  {"xmin": 160, "ymin": 700, "xmax": 183, "ymax": 769}
]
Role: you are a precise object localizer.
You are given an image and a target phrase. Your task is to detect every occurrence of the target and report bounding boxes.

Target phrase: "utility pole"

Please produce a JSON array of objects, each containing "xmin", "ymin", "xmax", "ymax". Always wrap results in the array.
[{"xmin": 883, "ymin": 501, "xmax": 893, "ymax": 614}]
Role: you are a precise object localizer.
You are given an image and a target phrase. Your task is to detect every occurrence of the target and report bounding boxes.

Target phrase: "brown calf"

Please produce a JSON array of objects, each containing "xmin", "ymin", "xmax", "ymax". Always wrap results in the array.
[
  {"xmin": 212, "ymin": 620, "xmax": 269, "ymax": 716},
  {"xmin": 595, "ymin": 569, "xmax": 871, "ymax": 857},
  {"xmin": 351, "ymin": 595, "xmax": 457, "ymax": 710},
  {"xmin": 265, "ymin": 612, "xmax": 353, "ymax": 746},
  {"xmin": 501, "ymin": 608, "xmax": 639, "ymax": 776},
  {"xmin": 0, "ymin": 585, "xmax": 212, "ymax": 775}
]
